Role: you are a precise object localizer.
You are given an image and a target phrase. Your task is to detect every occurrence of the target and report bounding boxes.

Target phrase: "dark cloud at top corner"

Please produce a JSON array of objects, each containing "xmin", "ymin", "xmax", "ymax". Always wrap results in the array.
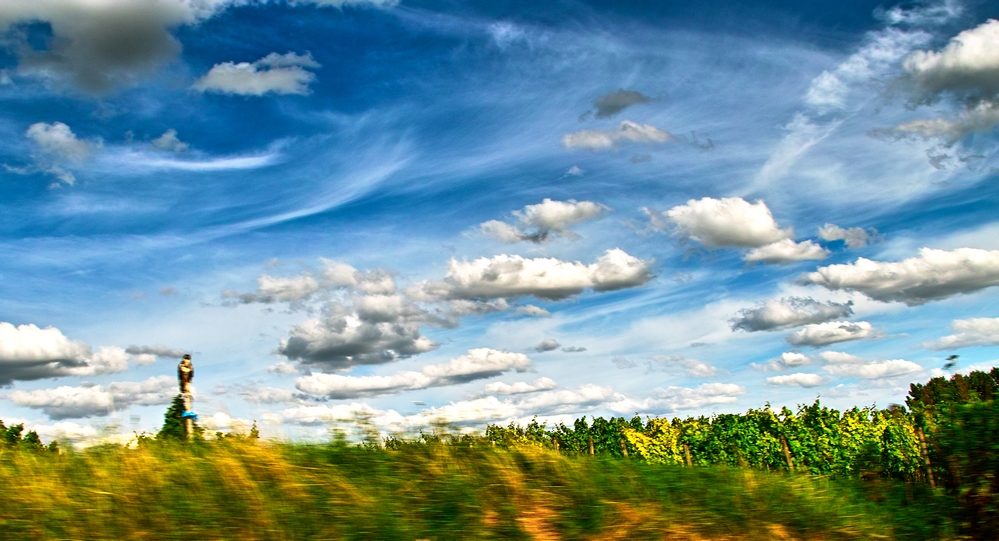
[
  {"xmin": 592, "ymin": 89, "xmax": 652, "ymax": 118},
  {"xmin": 0, "ymin": 2, "xmax": 196, "ymax": 95}
]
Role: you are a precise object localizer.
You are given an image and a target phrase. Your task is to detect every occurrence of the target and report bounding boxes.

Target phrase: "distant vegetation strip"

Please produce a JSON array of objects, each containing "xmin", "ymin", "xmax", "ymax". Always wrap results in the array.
[{"xmin": 0, "ymin": 369, "xmax": 994, "ymax": 539}]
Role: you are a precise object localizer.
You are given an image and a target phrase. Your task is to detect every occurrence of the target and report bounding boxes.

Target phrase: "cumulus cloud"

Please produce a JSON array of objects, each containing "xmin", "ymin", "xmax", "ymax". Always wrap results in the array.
[
  {"xmin": 0, "ymin": 322, "xmax": 134, "ymax": 385},
  {"xmin": 785, "ymin": 321, "xmax": 881, "ymax": 347},
  {"xmin": 22, "ymin": 121, "xmax": 98, "ymax": 185},
  {"xmin": 294, "ymin": 348, "xmax": 531, "ymax": 398},
  {"xmin": 533, "ymin": 339, "xmax": 560, "ymax": 353},
  {"xmin": 649, "ymin": 355, "xmax": 718, "ymax": 377},
  {"xmin": 798, "ymin": 248, "xmax": 999, "ymax": 305},
  {"xmin": 0, "ymin": 0, "xmax": 211, "ymax": 93},
  {"xmin": 752, "ymin": 351, "xmax": 812, "ymax": 371},
  {"xmin": 766, "ymin": 373, "xmax": 828, "ymax": 387},
  {"xmin": 483, "ymin": 377, "xmax": 557, "ymax": 395},
  {"xmin": 193, "ymin": 52, "xmax": 321, "ymax": 96},
  {"xmin": 562, "ymin": 120, "xmax": 675, "ymax": 150},
  {"xmin": 818, "ymin": 224, "xmax": 880, "ymax": 249},
  {"xmin": 903, "ymin": 19, "xmax": 999, "ymax": 105},
  {"xmin": 923, "ymin": 317, "xmax": 999, "ymax": 350},
  {"xmin": 731, "ymin": 297, "xmax": 854, "ymax": 332},
  {"xmin": 419, "ymin": 249, "xmax": 653, "ymax": 301},
  {"xmin": 124, "ymin": 344, "xmax": 187, "ymax": 359},
  {"xmin": 590, "ymin": 89, "xmax": 652, "ymax": 118},
  {"xmin": 817, "ymin": 351, "xmax": 866, "ymax": 364},
  {"xmin": 7, "ymin": 375, "xmax": 175, "ymax": 419},
  {"xmin": 886, "ymin": 19, "xmax": 999, "ymax": 141},
  {"xmin": 223, "ymin": 273, "xmax": 323, "ymax": 305},
  {"xmin": 26, "ymin": 122, "xmax": 92, "ymax": 161},
  {"xmin": 151, "ymin": 129, "xmax": 189, "ymax": 152},
  {"xmin": 515, "ymin": 305, "xmax": 551, "ymax": 317},
  {"xmin": 823, "ymin": 358, "xmax": 923, "ymax": 379},
  {"xmin": 478, "ymin": 198, "xmax": 609, "ymax": 243},
  {"xmin": 743, "ymin": 239, "xmax": 829, "ymax": 265},
  {"xmin": 268, "ymin": 361, "xmax": 299, "ymax": 375},
  {"xmin": 655, "ymin": 197, "xmax": 792, "ymax": 248},
  {"xmin": 277, "ymin": 314, "xmax": 438, "ymax": 370},
  {"xmin": 881, "ymin": 101, "xmax": 999, "ymax": 144}
]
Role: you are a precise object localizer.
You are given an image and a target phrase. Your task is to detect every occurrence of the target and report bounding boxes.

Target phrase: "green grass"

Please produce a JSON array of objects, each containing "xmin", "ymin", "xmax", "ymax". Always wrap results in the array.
[{"xmin": 0, "ymin": 439, "xmax": 959, "ymax": 540}]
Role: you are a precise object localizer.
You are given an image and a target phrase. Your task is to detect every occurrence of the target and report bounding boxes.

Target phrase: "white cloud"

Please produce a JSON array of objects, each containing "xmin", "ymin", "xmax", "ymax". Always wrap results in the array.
[
  {"xmin": 479, "ymin": 199, "xmax": 609, "ymax": 243},
  {"xmin": 766, "ymin": 373, "xmax": 827, "ymax": 387},
  {"xmin": 151, "ymin": 129, "xmax": 189, "ymax": 152},
  {"xmin": 639, "ymin": 383, "xmax": 745, "ymax": 412},
  {"xmin": 798, "ymin": 248, "xmax": 999, "ymax": 305},
  {"xmin": 752, "ymin": 351, "xmax": 812, "ymax": 371},
  {"xmin": 515, "ymin": 305, "xmax": 551, "ymax": 317},
  {"xmin": 293, "ymin": 348, "xmax": 530, "ymax": 398},
  {"xmin": 277, "ymin": 315, "xmax": 438, "ymax": 370},
  {"xmin": 268, "ymin": 361, "xmax": 299, "ymax": 375},
  {"xmin": 824, "ymin": 359, "xmax": 923, "ymax": 379},
  {"xmin": 744, "ymin": 239, "xmax": 829, "ymax": 265},
  {"xmin": 889, "ymin": 19, "xmax": 999, "ymax": 141},
  {"xmin": 26, "ymin": 122, "xmax": 92, "ymax": 161},
  {"xmin": 23, "ymin": 122, "xmax": 97, "ymax": 185},
  {"xmin": 243, "ymin": 273, "xmax": 322, "ymax": 304},
  {"xmin": 818, "ymin": 351, "xmax": 867, "ymax": 364},
  {"xmin": 193, "ymin": 52, "xmax": 321, "ymax": 96},
  {"xmin": 483, "ymin": 378, "xmax": 557, "ymax": 395},
  {"xmin": 533, "ymin": 339, "xmax": 560, "ymax": 353},
  {"xmin": 883, "ymin": 100, "xmax": 999, "ymax": 143},
  {"xmin": 923, "ymin": 317, "xmax": 999, "ymax": 350},
  {"xmin": 0, "ymin": 322, "xmax": 134, "ymax": 385},
  {"xmin": 7, "ymin": 375, "xmax": 175, "ymax": 419},
  {"xmin": 419, "ymin": 248, "xmax": 653, "ymax": 301},
  {"xmin": 785, "ymin": 321, "xmax": 880, "ymax": 347},
  {"xmin": 649, "ymin": 355, "xmax": 718, "ymax": 378},
  {"xmin": 903, "ymin": 19, "xmax": 999, "ymax": 103},
  {"xmin": 731, "ymin": 297, "xmax": 854, "ymax": 332},
  {"xmin": 562, "ymin": 120, "xmax": 676, "ymax": 150},
  {"xmin": 275, "ymin": 381, "xmax": 745, "ymax": 431},
  {"xmin": 658, "ymin": 197, "xmax": 792, "ymax": 248},
  {"xmin": 818, "ymin": 224, "xmax": 880, "ymax": 249}
]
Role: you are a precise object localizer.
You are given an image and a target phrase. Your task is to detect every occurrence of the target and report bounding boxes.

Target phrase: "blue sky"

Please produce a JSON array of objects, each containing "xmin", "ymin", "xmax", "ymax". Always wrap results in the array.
[{"xmin": 2, "ymin": 0, "xmax": 999, "ymax": 444}]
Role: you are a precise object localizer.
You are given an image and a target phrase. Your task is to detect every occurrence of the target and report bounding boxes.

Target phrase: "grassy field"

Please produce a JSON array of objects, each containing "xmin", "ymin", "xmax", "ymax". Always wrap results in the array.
[{"xmin": 0, "ymin": 439, "xmax": 959, "ymax": 540}]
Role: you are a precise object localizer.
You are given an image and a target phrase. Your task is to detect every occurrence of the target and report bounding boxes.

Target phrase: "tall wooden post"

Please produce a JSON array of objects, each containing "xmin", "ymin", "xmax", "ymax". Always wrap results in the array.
[
  {"xmin": 183, "ymin": 393, "xmax": 193, "ymax": 439},
  {"xmin": 781, "ymin": 435, "xmax": 795, "ymax": 472},
  {"xmin": 588, "ymin": 435, "xmax": 594, "ymax": 455},
  {"xmin": 683, "ymin": 442, "xmax": 692, "ymax": 467},
  {"xmin": 178, "ymin": 354, "xmax": 195, "ymax": 441},
  {"xmin": 916, "ymin": 427, "xmax": 936, "ymax": 489}
]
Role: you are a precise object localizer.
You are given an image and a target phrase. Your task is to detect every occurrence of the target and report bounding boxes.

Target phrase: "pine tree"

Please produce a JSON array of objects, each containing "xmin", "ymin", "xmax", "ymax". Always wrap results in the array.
[{"xmin": 157, "ymin": 395, "xmax": 203, "ymax": 441}]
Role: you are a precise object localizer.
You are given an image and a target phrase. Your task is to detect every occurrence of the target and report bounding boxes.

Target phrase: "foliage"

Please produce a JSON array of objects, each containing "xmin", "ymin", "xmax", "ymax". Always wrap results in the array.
[
  {"xmin": 485, "ymin": 401, "xmax": 925, "ymax": 481},
  {"xmin": 156, "ymin": 394, "xmax": 204, "ymax": 442},
  {"xmin": 0, "ymin": 420, "xmax": 47, "ymax": 452},
  {"xmin": 0, "ymin": 438, "xmax": 955, "ymax": 540},
  {"xmin": 907, "ymin": 368, "xmax": 999, "ymax": 539}
]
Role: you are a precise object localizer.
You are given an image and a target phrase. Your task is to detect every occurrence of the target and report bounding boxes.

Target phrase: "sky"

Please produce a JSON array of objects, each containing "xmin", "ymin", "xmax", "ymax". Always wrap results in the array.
[{"xmin": 2, "ymin": 0, "xmax": 999, "ymax": 445}]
